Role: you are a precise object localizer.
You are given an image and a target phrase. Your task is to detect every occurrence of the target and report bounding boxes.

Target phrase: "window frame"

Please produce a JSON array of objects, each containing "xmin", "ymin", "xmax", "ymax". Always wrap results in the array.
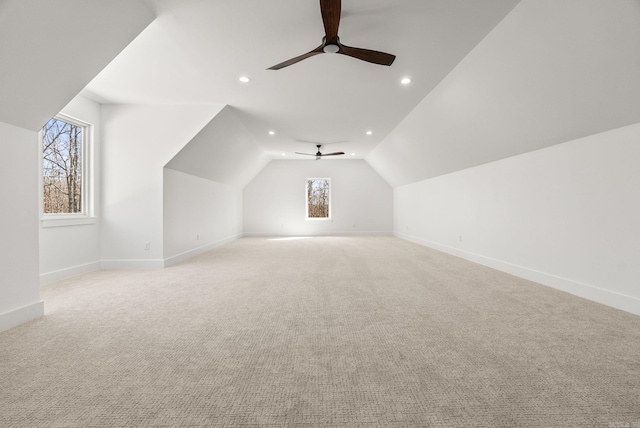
[
  {"xmin": 39, "ymin": 113, "xmax": 95, "ymax": 228},
  {"xmin": 305, "ymin": 177, "xmax": 331, "ymax": 221}
]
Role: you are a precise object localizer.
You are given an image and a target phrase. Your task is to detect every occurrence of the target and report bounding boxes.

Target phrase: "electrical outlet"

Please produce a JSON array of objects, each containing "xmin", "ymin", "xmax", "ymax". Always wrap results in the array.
[
  {"xmin": 144, "ymin": 242, "xmax": 150, "ymax": 250},
  {"xmin": 459, "ymin": 235, "xmax": 462, "ymax": 242},
  {"xmin": 196, "ymin": 234, "xmax": 200, "ymax": 241}
]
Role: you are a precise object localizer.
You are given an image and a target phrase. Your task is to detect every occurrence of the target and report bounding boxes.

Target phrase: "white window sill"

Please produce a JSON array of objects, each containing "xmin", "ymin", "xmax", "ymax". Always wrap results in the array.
[{"xmin": 41, "ymin": 216, "xmax": 97, "ymax": 228}]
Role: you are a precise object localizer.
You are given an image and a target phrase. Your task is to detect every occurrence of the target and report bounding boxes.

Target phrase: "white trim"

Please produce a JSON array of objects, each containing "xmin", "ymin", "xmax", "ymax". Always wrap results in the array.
[
  {"xmin": 100, "ymin": 259, "xmax": 165, "ymax": 270},
  {"xmin": 395, "ymin": 232, "xmax": 640, "ymax": 317},
  {"xmin": 41, "ymin": 216, "xmax": 96, "ymax": 228},
  {"xmin": 40, "ymin": 261, "xmax": 101, "ymax": 286},
  {"xmin": 37, "ymin": 236, "xmax": 243, "ymax": 283},
  {"xmin": 243, "ymin": 231, "xmax": 393, "ymax": 237},
  {"xmin": 163, "ymin": 234, "xmax": 242, "ymax": 267},
  {"xmin": 0, "ymin": 301, "xmax": 44, "ymax": 332},
  {"xmin": 39, "ymin": 113, "xmax": 94, "ymax": 225},
  {"xmin": 37, "ymin": 235, "xmax": 243, "ymax": 284},
  {"xmin": 305, "ymin": 177, "xmax": 331, "ymax": 220}
]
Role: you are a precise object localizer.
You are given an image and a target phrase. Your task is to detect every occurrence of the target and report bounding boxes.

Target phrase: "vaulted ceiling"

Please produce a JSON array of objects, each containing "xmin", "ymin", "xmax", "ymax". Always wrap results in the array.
[
  {"xmin": 0, "ymin": 0, "xmax": 153, "ymax": 130},
  {"xmin": 2, "ymin": 0, "xmax": 640, "ymax": 188},
  {"xmin": 368, "ymin": 0, "xmax": 640, "ymax": 186},
  {"xmin": 82, "ymin": 0, "xmax": 520, "ymax": 159}
]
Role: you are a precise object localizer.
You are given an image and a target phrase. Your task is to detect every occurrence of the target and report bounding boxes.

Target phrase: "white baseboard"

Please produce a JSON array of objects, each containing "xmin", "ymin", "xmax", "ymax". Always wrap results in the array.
[
  {"xmin": 0, "ymin": 301, "xmax": 44, "ymax": 332},
  {"xmin": 40, "ymin": 261, "xmax": 102, "ymax": 286},
  {"xmin": 163, "ymin": 234, "xmax": 242, "ymax": 267},
  {"xmin": 100, "ymin": 259, "xmax": 165, "ymax": 269},
  {"xmin": 38, "ymin": 236, "xmax": 243, "ymax": 279},
  {"xmin": 395, "ymin": 232, "xmax": 640, "ymax": 317},
  {"xmin": 243, "ymin": 231, "xmax": 394, "ymax": 237}
]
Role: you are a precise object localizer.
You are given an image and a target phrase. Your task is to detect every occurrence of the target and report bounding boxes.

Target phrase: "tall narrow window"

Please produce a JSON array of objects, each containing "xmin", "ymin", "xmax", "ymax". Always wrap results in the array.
[
  {"xmin": 41, "ymin": 114, "xmax": 91, "ymax": 218},
  {"xmin": 306, "ymin": 178, "xmax": 331, "ymax": 219}
]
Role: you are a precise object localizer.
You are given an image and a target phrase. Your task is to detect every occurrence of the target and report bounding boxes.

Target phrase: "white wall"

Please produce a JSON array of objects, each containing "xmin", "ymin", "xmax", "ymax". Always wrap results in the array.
[
  {"xmin": 0, "ymin": 121, "xmax": 42, "ymax": 331},
  {"xmin": 244, "ymin": 160, "xmax": 392, "ymax": 236},
  {"xmin": 100, "ymin": 103, "xmax": 223, "ymax": 268},
  {"xmin": 395, "ymin": 123, "xmax": 640, "ymax": 315},
  {"xmin": 39, "ymin": 95, "xmax": 102, "ymax": 284},
  {"xmin": 163, "ymin": 169, "xmax": 242, "ymax": 266},
  {"xmin": 165, "ymin": 106, "xmax": 269, "ymax": 188},
  {"xmin": 0, "ymin": 0, "xmax": 154, "ymax": 331}
]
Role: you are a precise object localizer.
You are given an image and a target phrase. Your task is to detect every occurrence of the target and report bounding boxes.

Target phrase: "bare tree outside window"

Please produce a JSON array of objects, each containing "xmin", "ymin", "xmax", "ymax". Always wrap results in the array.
[
  {"xmin": 306, "ymin": 179, "xmax": 330, "ymax": 219},
  {"xmin": 42, "ymin": 117, "xmax": 83, "ymax": 214}
]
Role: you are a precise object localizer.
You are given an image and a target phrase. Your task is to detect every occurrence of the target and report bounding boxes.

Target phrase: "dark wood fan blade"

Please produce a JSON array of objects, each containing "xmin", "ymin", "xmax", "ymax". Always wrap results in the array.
[
  {"xmin": 320, "ymin": 0, "xmax": 341, "ymax": 43},
  {"xmin": 338, "ymin": 43, "xmax": 395, "ymax": 66},
  {"xmin": 319, "ymin": 152, "xmax": 345, "ymax": 156},
  {"xmin": 295, "ymin": 152, "xmax": 317, "ymax": 156},
  {"xmin": 268, "ymin": 45, "xmax": 324, "ymax": 70}
]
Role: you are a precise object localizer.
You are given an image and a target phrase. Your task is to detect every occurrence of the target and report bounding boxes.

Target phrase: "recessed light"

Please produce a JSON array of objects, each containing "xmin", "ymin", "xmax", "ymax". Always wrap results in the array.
[
  {"xmin": 401, "ymin": 77, "xmax": 411, "ymax": 85},
  {"xmin": 366, "ymin": 131, "xmax": 373, "ymax": 135},
  {"xmin": 238, "ymin": 76, "xmax": 251, "ymax": 83},
  {"xmin": 268, "ymin": 131, "xmax": 275, "ymax": 135},
  {"xmin": 281, "ymin": 153, "xmax": 286, "ymax": 156},
  {"xmin": 351, "ymin": 153, "xmax": 356, "ymax": 156}
]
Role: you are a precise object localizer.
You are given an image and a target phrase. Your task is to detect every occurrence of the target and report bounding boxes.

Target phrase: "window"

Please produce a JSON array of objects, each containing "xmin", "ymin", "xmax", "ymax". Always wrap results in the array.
[
  {"xmin": 306, "ymin": 178, "xmax": 331, "ymax": 219},
  {"xmin": 40, "ymin": 114, "xmax": 93, "ymax": 225}
]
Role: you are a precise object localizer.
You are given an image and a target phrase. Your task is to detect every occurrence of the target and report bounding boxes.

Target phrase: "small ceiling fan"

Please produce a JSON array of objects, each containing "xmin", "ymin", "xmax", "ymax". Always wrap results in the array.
[
  {"xmin": 268, "ymin": 0, "xmax": 396, "ymax": 70},
  {"xmin": 296, "ymin": 145, "xmax": 345, "ymax": 160}
]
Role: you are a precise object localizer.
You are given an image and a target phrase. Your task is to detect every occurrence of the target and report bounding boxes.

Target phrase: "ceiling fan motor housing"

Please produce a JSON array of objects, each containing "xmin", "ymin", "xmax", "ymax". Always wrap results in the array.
[{"xmin": 267, "ymin": 1, "xmax": 395, "ymax": 70}]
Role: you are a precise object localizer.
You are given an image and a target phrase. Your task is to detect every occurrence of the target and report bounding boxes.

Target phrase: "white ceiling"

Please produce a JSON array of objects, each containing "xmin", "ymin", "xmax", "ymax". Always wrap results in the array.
[
  {"xmin": 368, "ymin": 0, "xmax": 640, "ymax": 186},
  {"xmin": 0, "ymin": 0, "xmax": 153, "ymax": 130},
  {"xmin": 83, "ymin": 0, "xmax": 520, "ymax": 159},
  {"xmin": 5, "ymin": 0, "xmax": 636, "ymax": 189}
]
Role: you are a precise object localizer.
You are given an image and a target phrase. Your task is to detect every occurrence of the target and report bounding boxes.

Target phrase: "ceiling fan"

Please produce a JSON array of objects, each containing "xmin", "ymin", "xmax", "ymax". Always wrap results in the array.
[
  {"xmin": 296, "ymin": 145, "xmax": 345, "ymax": 160},
  {"xmin": 268, "ymin": 0, "xmax": 396, "ymax": 70}
]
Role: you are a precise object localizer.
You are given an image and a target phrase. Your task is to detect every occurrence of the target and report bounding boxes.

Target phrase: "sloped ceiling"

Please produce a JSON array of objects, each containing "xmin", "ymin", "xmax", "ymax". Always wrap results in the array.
[
  {"xmin": 165, "ymin": 106, "xmax": 270, "ymax": 188},
  {"xmin": 0, "ymin": 0, "xmax": 154, "ymax": 131},
  {"xmin": 82, "ymin": 0, "xmax": 520, "ymax": 159},
  {"xmin": 367, "ymin": 0, "xmax": 640, "ymax": 187},
  {"xmin": 5, "ymin": 0, "xmax": 636, "ymax": 190}
]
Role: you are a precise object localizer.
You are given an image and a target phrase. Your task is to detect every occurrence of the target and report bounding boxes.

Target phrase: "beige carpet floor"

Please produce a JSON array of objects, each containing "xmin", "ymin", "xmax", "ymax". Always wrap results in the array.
[{"xmin": 1, "ymin": 236, "xmax": 639, "ymax": 427}]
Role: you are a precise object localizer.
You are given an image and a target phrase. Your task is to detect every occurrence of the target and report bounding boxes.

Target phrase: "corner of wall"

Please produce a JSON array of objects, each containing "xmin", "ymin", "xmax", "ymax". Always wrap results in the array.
[
  {"xmin": 163, "ymin": 234, "xmax": 242, "ymax": 267},
  {"xmin": 0, "ymin": 301, "xmax": 44, "ymax": 333}
]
